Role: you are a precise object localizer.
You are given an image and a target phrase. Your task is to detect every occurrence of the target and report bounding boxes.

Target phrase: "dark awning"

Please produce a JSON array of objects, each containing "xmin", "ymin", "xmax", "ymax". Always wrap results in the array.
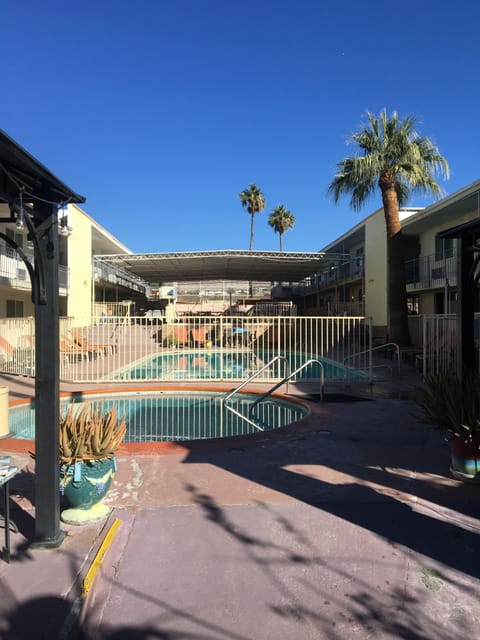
[
  {"xmin": 95, "ymin": 250, "xmax": 345, "ymax": 285},
  {"xmin": 438, "ymin": 218, "xmax": 480, "ymax": 239},
  {"xmin": 0, "ymin": 129, "xmax": 85, "ymax": 214}
]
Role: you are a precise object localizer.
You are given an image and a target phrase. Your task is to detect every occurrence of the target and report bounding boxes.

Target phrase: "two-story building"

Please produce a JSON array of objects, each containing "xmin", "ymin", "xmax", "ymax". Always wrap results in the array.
[
  {"xmin": 301, "ymin": 179, "xmax": 480, "ymax": 340},
  {"xmin": 0, "ymin": 202, "xmax": 148, "ymax": 321}
]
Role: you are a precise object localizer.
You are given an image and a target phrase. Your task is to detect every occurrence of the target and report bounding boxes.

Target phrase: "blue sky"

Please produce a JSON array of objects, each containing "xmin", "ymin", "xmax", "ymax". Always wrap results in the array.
[{"xmin": 2, "ymin": 1, "xmax": 479, "ymax": 253}]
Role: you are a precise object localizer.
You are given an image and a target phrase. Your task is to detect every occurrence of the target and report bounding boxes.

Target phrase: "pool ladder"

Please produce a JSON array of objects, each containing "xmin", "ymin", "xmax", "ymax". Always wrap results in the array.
[{"xmin": 223, "ymin": 356, "xmax": 325, "ymax": 432}]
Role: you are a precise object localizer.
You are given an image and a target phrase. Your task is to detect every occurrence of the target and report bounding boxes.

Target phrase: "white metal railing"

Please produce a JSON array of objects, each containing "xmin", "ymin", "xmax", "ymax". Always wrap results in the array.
[
  {"xmin": 412, "ymin": 313, "xmax": 480, "ymax": 377},
  {"xmin": 0, "ymin": 244, "xmax": 69, "ymax": 292},
  {"xmin": 4, "ymin": 313, "xmax": 479, "ymax": 382},
  {"xmin": 0, "ymin": 317, "xmax": 35, "ymax": 375},
  {"xmin": 93, "ymin": 259, "xmax": 146, "ymax": 294},
  {"xmin": 223, "ymin": 356, "xmax": 290, "ymax": 431},
  {"xmin": 344, "ymin": 342, "xmax": 396, "ymax": 376},
  {"xmin": 405, "ymin": 253, "xmax": 457, "ymax": 290},
  {"xmin": 418, "ymin": 314, "xmax": 457, "ymax": 377},
  {"xmin": 0, "ymin": 315, "xmax": 371, "ymax": 384}
]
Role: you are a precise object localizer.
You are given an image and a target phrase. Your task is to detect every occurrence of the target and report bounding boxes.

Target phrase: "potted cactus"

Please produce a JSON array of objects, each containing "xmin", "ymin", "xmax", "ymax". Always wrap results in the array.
[
  {"xmin": 59, "ymin": 403, "xmax": 126, "ymax": 525},
  {"xmin": 416, "ymin": 370, "xmax": 480, "ymax": 482}
]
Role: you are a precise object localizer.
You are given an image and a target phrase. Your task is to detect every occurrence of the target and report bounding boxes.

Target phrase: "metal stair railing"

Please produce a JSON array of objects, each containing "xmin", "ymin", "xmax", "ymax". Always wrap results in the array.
[
  {"xmin": 249, "ymin": 359, "xmax": 325, "ymax": 422},
  {"xmin": 222, "ymin": 356, "xmax": 290, "ymax": 432},
  {"xmin": 343, "ymin": 342, "xmax": 400, "ymax": 376}
]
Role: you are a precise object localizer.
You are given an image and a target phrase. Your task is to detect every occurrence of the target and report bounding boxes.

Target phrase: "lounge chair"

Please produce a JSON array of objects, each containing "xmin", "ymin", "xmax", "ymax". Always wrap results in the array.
[
  {"xmin": 60, "ymin": 336, "xmax": 95, "ymax": 362},
  {"xmin": 70, "ymin": 329, "xmax": 116, "ymax": 356},
  {"xmin": 163, "ymin": 325, "xmax": 189, "ymax": 347},
  {"xmin": 0, "ymin": 336, "xmax": 15, "ymax": 369},
  {"xmin": 190, "ymin": 327, "xmax": 207, "ymax": 347}
]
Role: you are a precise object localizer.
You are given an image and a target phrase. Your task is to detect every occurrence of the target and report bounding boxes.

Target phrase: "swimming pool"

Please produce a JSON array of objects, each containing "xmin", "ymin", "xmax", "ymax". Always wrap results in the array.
[
  {"xmin": 9, "ymin": 391, "xmax": 308, "ymax": 442},
  {"xmin": 114, "ymin": 350, "xmax": 367, "ymax": 382}
]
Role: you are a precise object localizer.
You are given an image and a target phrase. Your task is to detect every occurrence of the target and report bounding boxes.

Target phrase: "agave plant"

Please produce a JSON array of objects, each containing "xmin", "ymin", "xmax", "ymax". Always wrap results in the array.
[
  {"xmin": 59, "ymin": 403, "xmax": 127, "ymax": 465},
  {"xmin": 416, "ymin": 371, "xmax": 480, "ymax": 442}
]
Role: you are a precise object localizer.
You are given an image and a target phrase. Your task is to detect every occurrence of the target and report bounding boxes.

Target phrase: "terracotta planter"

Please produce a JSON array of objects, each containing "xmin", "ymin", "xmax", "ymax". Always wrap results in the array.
[
  {"xmin": 60, "ymin": 457, "xmax": 116, "ymax": 525},
  {"xmin": 450, "ymin": 437, "xmax": 480, "ymax": 482}
]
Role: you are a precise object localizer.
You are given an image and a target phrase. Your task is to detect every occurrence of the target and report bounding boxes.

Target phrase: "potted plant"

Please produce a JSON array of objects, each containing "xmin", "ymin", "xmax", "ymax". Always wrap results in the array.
[
  {"xmin": 59, "ymin": 402, "xmax": 127, "ymax": 525},
  {"xmin": 416, "ymin": 370, "xmax": 480, "ymax": 482}
]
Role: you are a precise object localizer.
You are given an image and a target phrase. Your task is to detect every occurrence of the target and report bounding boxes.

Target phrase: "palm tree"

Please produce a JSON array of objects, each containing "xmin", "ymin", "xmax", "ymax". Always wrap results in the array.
[
  {"xmin": 268, "ymin": 205, "xmax": 296, "ymax": 251},
  {"xmin": 238, "ymin": 183, "xmax": 266, "ymax": 251},
  {"xmin": 328, "ymin": 109, "xmax": 449, "ymax": 345}
]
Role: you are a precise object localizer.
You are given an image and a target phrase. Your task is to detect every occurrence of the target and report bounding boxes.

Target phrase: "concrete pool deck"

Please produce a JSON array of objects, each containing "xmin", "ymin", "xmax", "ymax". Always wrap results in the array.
[{"xmin": 0, "ymin": 370, "xmax": 479, "ymax": 638}]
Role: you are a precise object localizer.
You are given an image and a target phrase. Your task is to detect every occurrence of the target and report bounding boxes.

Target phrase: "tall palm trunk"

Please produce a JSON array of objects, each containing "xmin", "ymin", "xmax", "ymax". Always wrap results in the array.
[
  {"xmin": 249, "ymin": 214, "xmax": 255, "ymax": 251},
  {"xmin": 279, "ymin": 233, "xmax": 283, "ymax": 252},
  {"xmin": 380, "ymin": 175, "xmax": 411, "ymax": 346},
  {"xmin": 249, "ymin": 214, "xmax": 254, "ymax": 296}
]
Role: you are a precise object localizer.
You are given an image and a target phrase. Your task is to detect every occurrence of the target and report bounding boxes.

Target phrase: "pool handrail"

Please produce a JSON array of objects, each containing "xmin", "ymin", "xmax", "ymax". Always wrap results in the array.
[
  {"xmin": 223, "ymin": 356, "xmax": 290, "ymax": 432},
  {"xmin": 343, "ymin": 342, "xmax": 400, "ymax": 375},
  {"xmin": 249, "ymin": 358, "xmax": 325, "ymax": 421}
]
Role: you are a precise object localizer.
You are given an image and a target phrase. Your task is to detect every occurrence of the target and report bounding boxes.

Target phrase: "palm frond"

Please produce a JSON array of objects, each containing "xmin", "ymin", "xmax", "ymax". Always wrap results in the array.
[
  {"xmin": 238, "ymin": 183, "xmax": 266, "ymax": 215},
  {"xmin": 328, "ymin": 109, "xmax": 449, "ymax": 210},
  {"xmin": 268, "ymin": 204, "xmax": 296, "ymax": 234}
]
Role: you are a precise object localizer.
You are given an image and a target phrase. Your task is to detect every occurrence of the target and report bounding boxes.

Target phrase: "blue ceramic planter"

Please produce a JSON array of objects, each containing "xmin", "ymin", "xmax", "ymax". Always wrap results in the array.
[
  {"xmin": 450, "ymin": 437, "xmax": 480, "ymax": 482},
  {"xmin": 60, "ymin": 457, "xmax": 117, "ymax": 525}
]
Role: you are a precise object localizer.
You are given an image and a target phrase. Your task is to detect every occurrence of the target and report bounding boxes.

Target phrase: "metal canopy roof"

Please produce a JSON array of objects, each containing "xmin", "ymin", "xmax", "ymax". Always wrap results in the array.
[
  {"xmin": 95, "ymin": 250, "xmax": 343, "ymax": 285},
  {"xmin": 0, "ymin": 129, "xmax": 85, "ymax": 210}
]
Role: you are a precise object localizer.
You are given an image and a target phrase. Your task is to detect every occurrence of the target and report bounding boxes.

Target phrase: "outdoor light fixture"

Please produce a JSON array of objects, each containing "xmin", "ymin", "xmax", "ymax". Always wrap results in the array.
[
  {"xmin": 14, "ymin": 189, "xmax": 25, "ymax": 231},
  {"xmin": 15, "ymin": 213, "xmax": 25, "ymax": 231},
  {"xmin": 58, "ymin": 209, "xmax": 73, "ymax": 237}
]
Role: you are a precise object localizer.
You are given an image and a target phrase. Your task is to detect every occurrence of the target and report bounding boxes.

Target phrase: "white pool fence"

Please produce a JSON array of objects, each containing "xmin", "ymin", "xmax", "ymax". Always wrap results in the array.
[
  {"xmin": 3, "ymin": 314, "xmax": 477, "ymax": 382},
  {"xmin": 0, "ymin": 315, "xmax": 372, "ymax": 384}
]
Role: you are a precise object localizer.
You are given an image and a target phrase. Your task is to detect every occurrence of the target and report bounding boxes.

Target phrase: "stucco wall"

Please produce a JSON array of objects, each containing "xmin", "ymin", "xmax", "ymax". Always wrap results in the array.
[
  {"xmin": 364, "ymin": 211, "xmax": 387, "ymax": 329},
  {"xmin": 65, "ymin": 205, "xmax": 93, "ymax": 321}
]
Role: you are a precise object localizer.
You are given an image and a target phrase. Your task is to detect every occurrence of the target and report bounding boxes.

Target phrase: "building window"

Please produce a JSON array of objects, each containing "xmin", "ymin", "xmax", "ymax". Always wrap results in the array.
[
  {"xmin": 5, "ymin": 228, "xmax": 24, "ymax": 250},
  {"xmin": 6, "ymin": 300, "xmax": 24, "ymax": 317},
  {"xmin": 435, "ymin": 236, "xmax": 454, "ymax": 261},
  {"xmin": 407, "ymin": 295, "xmax": 419, "ymax": 315}
]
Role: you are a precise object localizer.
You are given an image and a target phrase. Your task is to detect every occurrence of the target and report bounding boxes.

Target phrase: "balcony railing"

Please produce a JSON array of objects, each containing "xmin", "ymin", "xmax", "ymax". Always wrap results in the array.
[
  {"xmin": 300, "ymin": 257, "xmax": 365, "ymax": 293},
  {"xmin": 93, "ymin": 258, "xmax": 146, "ymax": 294},
  {"xmin": 405, "ymin": 253, "xmax": 457, "ymax": 290},
  {"xmin": 0, "ymin": 244, "xmax": 69, "ymax": 292}
]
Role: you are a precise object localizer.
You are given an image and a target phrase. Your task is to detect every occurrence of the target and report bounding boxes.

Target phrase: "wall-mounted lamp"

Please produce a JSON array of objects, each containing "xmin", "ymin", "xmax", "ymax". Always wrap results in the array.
[{"xmin": 58, "ymin": 209, "xmax": 73, "ymax": 237}]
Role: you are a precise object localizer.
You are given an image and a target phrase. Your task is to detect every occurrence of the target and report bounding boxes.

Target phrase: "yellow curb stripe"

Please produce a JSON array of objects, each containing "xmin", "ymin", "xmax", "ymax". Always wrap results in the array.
[{"xmin": 82, "ymin": 517, "xmax": 122, "ymax": 596}]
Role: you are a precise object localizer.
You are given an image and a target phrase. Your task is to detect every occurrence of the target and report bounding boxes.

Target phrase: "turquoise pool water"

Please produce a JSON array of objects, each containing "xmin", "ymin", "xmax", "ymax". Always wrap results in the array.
[
  {"xmin": 114, "ymin": 350, "xmax": 367, "ymax": 382},
  {"xmin": 9, "ymin": 391, "xmax": 308, "ymax": 442}
]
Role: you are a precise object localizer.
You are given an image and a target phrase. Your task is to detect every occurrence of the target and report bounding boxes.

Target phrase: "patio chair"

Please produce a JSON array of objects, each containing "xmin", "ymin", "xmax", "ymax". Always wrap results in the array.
[
  {"xmin": 59, "ymin": 336, "xmax": 95, "ymax": 363},
  {"xmin": 0, "ymin": 336, "xmax": 15, "ymax": 368},
  {"xmin": 70, "ymin": 329, "xmax": 116, "ymax": 356},
  {"xmin": 163, "ymin": 325, "xmax": 189, "ymax": 347},
  {"xmin": 190, "ymin": 327, "xmax": 207, "ymax": 347}
]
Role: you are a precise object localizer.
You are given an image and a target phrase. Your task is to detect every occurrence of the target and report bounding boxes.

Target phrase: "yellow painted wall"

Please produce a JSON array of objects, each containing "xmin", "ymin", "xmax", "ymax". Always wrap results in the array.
[
  {"xmin": 364, "ymin": 210, "xmax": 387, "ymax": 328},
  {"xmin": 65, "ymin": 205, "xmax": 93, "ymax": 322}
]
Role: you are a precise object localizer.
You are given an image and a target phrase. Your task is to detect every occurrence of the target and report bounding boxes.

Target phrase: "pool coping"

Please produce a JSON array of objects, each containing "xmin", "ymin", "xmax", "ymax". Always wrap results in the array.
[{"xmin": 4, "ymin": 383, "xmax": 327, "ymax": 457}]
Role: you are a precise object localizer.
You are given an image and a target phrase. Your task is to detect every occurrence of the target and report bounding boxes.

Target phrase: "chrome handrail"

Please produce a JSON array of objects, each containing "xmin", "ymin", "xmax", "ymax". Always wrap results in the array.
[
  {"xmin": 223, "ymin": 356, "xmax": 290, "ymax": 432},
  {"xmin": 249, "ymin": 359, "xmax": 325, "ymax": 422},
  {"xmin": 343, "ymin": 342, "xmax": 400, "ymax": 374}
]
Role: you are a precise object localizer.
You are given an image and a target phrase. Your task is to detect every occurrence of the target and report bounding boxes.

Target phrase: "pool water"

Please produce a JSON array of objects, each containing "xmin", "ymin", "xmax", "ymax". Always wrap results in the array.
[
  {"xmin": 9, "ymin": 391, "xmax": 308, "ymax": 442},
  {"xmin": 114, "ymin": 350, "xmax": 367, "ymax": 382}
]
